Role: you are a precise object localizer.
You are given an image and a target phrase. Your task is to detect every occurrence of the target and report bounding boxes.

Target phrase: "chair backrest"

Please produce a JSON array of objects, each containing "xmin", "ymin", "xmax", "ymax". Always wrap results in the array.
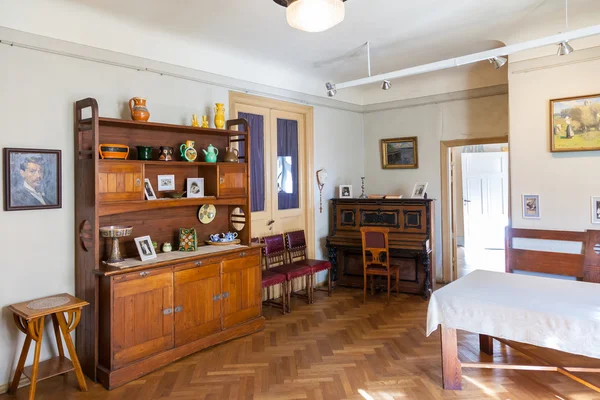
[
  {"xmin": 360, "ymin": 227, "xmax": 390, "ymax": 272},
  {"xmin": 285, "ymin": 230, "xmax": 308, "ymax": 262},
  {"xmin": 261, "ymin": 234, "xmax": 288, "ymax": 268}
]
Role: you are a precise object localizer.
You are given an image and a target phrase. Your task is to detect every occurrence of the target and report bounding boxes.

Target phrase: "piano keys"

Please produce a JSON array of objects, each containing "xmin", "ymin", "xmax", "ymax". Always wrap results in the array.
[{"xmin": 326, "ymin": 198, "xmax": 435, "ymax": 298}]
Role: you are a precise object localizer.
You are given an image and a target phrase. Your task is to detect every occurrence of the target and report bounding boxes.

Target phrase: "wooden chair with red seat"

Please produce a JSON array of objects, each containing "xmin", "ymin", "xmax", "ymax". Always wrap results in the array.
[
  {"xmin": 360, "ymin": 227, "xmax": 400, "ymax": 304},
  {"xmin": 285, "ymin": 230, "xmax": 332, "ymax": 302},
  {"xmin": 253, "ymin": 237, "xmax": 287, "ymax": 314},
  {"xmin": 262, "ymin": 234, "xmax": 313, "ymax": 312}
]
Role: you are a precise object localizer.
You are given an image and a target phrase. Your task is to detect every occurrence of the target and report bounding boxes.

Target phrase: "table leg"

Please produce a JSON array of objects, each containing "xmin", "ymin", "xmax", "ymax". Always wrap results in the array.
[
  {"xmin": 479, "ymin": 334, "xmax": 494, "ymax": 356},
  {"xmin": 440, "ymin": 326, "xmax": 462, "ymax": 390},
  {"xmin": 56, "ymin": 310, "xmax": 88, "ymax": 392},
  {"xmin": 51, "ymin": 314, "xmax": 65, "ymax": 358},
  {"xmin": 27, "ymin": 317, "xmax": 45, "ymax": 400},
  {"xmin": 9, "ymin": 315, "xmax": 32, "ymax": 394}
]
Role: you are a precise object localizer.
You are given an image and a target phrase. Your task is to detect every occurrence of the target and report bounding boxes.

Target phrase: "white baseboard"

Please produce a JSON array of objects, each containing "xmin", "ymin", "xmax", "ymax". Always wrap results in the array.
[{"xmin": 0, "ymin": 376, "xmax": 29, "ymax": 395}]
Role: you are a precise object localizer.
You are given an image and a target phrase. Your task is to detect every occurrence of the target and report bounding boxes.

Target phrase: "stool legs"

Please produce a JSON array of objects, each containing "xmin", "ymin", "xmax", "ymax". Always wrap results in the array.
[
  {"xmin": 56, "ymin": 310, "xmax": 88, "ymax": 392},
  {"xmin": 28, "ymin": 317, "xmax": 45, "ymax": 400},
  {"xmin": 9, "ymin": 315, "xmax": 33, "ymax": 395},
  {"xmin": 51, "ymin": 314, "xmax": 65, "ymax": 358}
]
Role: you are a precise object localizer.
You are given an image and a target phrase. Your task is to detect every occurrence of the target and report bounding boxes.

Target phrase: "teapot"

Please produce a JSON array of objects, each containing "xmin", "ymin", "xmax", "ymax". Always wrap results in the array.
[
  {"xmin": 224, "ymin": 147, "xmax": 239, "ymax": 163},
  {"xmin": 202, "ymin": 144, "xmax": 219, "ymax": 163}
]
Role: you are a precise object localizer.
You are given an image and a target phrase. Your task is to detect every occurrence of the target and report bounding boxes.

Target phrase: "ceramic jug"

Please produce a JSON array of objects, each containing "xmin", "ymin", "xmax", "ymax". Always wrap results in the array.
[
  {"xmin": 191, "ymin": 114, "xmax": 200, "ymax": 127},
  {"xmin": 136, "ymin": 145, "xmax": 153, "ymax": 160},
  {"xmin": 159, "ymin": 146, "xmax": 174, "ymax": 161},
  {"xmin": 180, "ymin": 140, "xmax": 197, "ymax": 162},
  {"xmin": 224, "ymin": 147, "xmax": 239, "ymax": 163},
  {"xmin": 202, "ymin": 144, "xmax": 219, "ymax": 163},
  {"xmin": 201, "ymin": 115, "xmax": 209, "ymax": 128},
  {"xmin": 129, "ymin": 97, "xmax": 150, "ymax": 122},
  {"xmin": 214, "ymin": 103, "xmax": 225, "ymax": 129}
]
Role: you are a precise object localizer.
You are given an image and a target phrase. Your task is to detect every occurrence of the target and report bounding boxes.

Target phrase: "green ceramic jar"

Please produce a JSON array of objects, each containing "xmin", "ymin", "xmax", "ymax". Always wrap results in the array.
[{"xmin": 136, "ymin": 146, "xmax": 153, "ymax": 160}]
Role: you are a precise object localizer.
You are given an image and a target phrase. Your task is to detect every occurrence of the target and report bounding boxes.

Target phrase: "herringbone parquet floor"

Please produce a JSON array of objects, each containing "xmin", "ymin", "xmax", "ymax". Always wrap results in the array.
[{"xmin": 3, "ymin": 288, "xmax": 600, "ymax": 400}]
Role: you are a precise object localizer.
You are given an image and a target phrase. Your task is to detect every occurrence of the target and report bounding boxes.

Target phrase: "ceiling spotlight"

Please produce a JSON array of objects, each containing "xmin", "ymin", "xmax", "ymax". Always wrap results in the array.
[
  {"xmin": 488, "ymin": 56, "xmax": 507, "ymax": 69},
  {"xmin": 381, "ymin": 80, "xmax": 392, "ymax": 90},
  {"xmin": 325, "ymin": 82, "xmax": 337, "ymax": 97},
  {"xmin": 557, "ymin": 41, "xmax": 574, "ymax": 56}
]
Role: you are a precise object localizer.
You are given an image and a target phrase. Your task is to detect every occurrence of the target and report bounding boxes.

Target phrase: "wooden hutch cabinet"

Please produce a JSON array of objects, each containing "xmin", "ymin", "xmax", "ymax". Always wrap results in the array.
[{"xmin": 74, "ymin": 98, "xmax": 264, "ymax": 389}]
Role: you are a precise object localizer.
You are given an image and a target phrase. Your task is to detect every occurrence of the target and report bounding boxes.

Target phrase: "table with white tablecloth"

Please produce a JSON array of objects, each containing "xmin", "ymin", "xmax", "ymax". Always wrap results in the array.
[{"xmin": 426, "ymin": 270, "xmax": 600, "ymax": 391}]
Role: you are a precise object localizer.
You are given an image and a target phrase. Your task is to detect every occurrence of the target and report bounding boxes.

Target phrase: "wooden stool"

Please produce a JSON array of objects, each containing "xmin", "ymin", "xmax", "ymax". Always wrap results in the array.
[{"xmin": 8, "ymin": 293, "xmax": 89, "ymax": 399}]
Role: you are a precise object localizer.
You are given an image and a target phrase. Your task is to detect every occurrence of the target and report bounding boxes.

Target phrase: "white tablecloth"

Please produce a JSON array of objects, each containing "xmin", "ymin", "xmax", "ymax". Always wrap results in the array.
[{"xmin": 427, "ymin": 270, "xmax": 600, "ymax": 359}]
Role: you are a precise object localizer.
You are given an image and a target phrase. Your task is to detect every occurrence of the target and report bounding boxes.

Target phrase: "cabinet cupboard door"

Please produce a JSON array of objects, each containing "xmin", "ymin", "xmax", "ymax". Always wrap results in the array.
[
  {"xmin": 112, "ymin": 271, "xmax": 173, "ymax": 369},
  {"xmin": 218, "ymin": 164, "xmax": 247, "ymax": 198},
  {"xmin": 222, "ymin": 254, "xmax": 262, "ymax": 329},
  {"xmin": 99, "ymin": 161, "xmax": 144, "ymax": 202},
  {"xmin": 174, "ymin": 264, "xmax": 221, "ymax": 347}
]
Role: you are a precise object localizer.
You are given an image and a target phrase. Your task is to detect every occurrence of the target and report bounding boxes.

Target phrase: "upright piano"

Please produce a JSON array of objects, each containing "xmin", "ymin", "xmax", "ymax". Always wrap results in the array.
[{"xmin": 326, "ymin": 198, "xmax": 435, "ymax": 298}]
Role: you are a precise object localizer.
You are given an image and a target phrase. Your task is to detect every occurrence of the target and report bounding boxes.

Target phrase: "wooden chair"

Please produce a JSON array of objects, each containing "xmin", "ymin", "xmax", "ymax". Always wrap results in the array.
[
  {"xmin": 360, "ymin": 227, "xmax": 400, "ymax": 304},
  {"xmin": 262, "ymin": 234, "xmax": 313, "ymax": 312},
  {"xmin": 285, "ymin": 230, "xmax": 332, "ymax": 302}
]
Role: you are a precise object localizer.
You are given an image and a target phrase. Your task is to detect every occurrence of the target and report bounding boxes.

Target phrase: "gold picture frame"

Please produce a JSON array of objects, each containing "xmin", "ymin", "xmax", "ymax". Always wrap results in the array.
[
  {"xmin": 550, "ymin": 93, "xmax": 600, "ymax": 152},
  {"xmin": 381, "ymin": 137, "xmax": 418, "ymax": 169}
]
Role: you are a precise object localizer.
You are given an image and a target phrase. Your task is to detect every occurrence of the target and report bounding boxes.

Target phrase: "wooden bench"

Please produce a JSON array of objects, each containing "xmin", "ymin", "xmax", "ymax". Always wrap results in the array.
[{"xmin": 505, "ymin": 227, "xmax": 600, "ymax": 282}]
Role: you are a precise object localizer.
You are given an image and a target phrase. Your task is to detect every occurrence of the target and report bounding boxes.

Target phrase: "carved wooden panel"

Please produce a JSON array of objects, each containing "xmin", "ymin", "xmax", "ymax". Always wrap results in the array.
[
  {"xmin": 340, "ymin": 209, "xmax": 356, "ymax": 227},
  {"xmin": 360, "ymin": 209, "xmax": 400, "ymax": 228}
]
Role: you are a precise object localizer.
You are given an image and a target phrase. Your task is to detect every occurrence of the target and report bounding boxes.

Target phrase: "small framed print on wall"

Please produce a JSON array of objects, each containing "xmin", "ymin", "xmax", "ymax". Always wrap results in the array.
[
  {"xmin": 592, "ymin": 196, "xmax": 600, "ymax": 224},
  {"xmin": 522, "ymin": 194, "xmax": 540, "ymax": 219}
]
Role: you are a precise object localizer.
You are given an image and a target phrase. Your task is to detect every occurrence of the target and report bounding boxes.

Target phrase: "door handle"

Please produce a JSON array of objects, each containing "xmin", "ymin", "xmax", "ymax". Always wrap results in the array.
[
  {"xmin": 463, "ymin": 199, "xmax": 471, "ymax": 204},
  {"xmin": 267, "ymin": 220, "xmax": 275, "ymax": 226}
]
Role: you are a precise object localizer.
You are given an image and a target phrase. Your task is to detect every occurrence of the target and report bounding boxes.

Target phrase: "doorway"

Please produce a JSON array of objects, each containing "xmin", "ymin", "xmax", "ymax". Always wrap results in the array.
[
  {"xmin": 229, "ymin": 92, "xmax": 316, "ymax": 257},
  {"xmin": 440, "ymin": 136, "xmax": 509, "ymax": 282},
  {"xmin": 454, "ymin": 145, "xmax": 508, "ymax": 278}
]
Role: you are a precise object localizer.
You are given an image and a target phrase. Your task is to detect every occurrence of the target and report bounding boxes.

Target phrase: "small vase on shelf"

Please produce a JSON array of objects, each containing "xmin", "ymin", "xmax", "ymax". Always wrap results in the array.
[
  {"xmin": 214, "ymin": 103, "xmax": 225, "ymax": 129},
  {"xmin": 129, "ymin": 97, "xmax": 150, "ymax": 122}
]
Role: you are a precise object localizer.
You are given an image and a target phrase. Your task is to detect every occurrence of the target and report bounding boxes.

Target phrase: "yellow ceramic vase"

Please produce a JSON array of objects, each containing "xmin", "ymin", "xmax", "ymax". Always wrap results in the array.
[{"xmin": 214, "ymin": 103, "xmax": 225, "ymax": 129}]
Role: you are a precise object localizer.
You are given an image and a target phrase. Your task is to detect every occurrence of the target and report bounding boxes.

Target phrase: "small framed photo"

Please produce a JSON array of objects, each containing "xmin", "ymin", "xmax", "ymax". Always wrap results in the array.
[
  {"xmin": 381, "ymin": 137, "xmax": 418, "ymax": 169},
  {"xmin": 522, "ymin": 194, "xmax": 540, "ymax": 219},
  {"xmin": 144, "ymin": 178, "xmax": 157, "ymax": 200},
  {"xmin": 592, "ymin": 196, "xmax": 600, "ymax": 224},
  {"xmin": 339, "ymin": 185, "xmax": 352, "ymax": 198},
  {"xmin": 411, "ymin": 182, "xmax": 428, "ymax": 199},
  {"xmin": 134, "ymin": 235, "xmax": 157, "ymax": 261},
  {"xmin": 3, "ymin": 148, "xmax": 62, "ymax": 211},
  {"xmin": 157, "ymin": 174, "xmax": 175, "ymax": 191},
  {"xmin": 187, "ymin": 178, "xmax": 205, "ymax": 198}
]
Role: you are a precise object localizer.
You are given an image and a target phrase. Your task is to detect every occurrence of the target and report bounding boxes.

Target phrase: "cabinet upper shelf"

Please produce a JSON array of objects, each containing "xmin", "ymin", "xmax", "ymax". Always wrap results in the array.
[
  {"xmin": 80, "ymin": 117, "xmax": 247, "ymax": 137},
  {"xmin": 99, "ymin": 160, "xmax": 246, "ymax": 167},
  {"xmin": 99, "ymin": 197, "xmax": 246, "ymax": 216}
]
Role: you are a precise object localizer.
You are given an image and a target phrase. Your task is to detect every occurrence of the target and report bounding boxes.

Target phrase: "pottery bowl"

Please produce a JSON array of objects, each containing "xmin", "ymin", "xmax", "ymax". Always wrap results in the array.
[
  {"xmin": 100, "ymin": 226, "xmax": 133, "ymax": 238},
  {"xmin": 165, "ymin": 191, "xmax": 186, "ymax": 199},
  {"xmin": 99, "ymin": 144, "xmax": 129, "ymax": 160}
]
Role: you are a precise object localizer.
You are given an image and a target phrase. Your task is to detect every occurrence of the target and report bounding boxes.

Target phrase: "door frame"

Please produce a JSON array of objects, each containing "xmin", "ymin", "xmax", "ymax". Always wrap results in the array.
[
  {"xmin": 229, "ymin": 91, "xmax": 316, "ymax": 258},
  {"xmin": 440, "ymin": 136, "xmax": 509, "ymax": 283}
]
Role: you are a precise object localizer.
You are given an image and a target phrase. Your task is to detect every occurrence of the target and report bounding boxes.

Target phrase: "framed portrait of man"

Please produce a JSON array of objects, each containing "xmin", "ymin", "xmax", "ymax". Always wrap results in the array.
[{"xmin": 3, "ymin": 148, "xmax": 62, "ymax": 211}]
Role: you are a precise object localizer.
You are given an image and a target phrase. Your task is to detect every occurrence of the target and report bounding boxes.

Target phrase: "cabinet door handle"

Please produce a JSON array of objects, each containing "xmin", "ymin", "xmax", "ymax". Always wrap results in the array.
[
  {"xmin": 219, "ymin": 176, "xmax": 225, "ymax": 184},
  {"xmin": 195, "ymin": 261, "xmax": 202, "ymax": 266},
  {"xmin": 222, "ymin": 292, "xmax": 230, "ymax": 299},
  {"xmin": 135, "ymin": 178, "xmax": 141, "ymax": 187},
  {"xmin": 174, "ymin": 306, "xmax": 183, "ymax": 313},
  {"xmin": 239, "ymin": 252, "xmax": 246, "ymax": 257},
  {"xmin": 139, "ymin": 271, "xmax": 150, "ymax": 277},
  {"xmin": 163, "ymin": 308, "xmax": 173, "ymax": 315},
  {"xmin": 213, "ymin": 294, "xmax": 221, "ymax": 301}
]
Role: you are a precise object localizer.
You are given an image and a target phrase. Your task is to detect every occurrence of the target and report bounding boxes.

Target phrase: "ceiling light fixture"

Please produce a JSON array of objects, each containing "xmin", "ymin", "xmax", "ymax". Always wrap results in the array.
[
  {"xmin": 557, "ymin": 0, "xmax": 575, "ymax": 56},
  {"xmin": 324, "ymin": 24, "xmax": 600, "ymax": 96},
  {"xmin": 488, "ymin": 56, "xmax": 507, "ymax": 69},
  {"xmin": 274, "ymin": 0, "xmax": 347, "ymax": 33},
  {"xmin": 381, "ymin": 80, "xmax": 392, "ymax": 90},
  {"xmin": 325, "ymin": 82, "xmax": 337, "ymax": 97}
]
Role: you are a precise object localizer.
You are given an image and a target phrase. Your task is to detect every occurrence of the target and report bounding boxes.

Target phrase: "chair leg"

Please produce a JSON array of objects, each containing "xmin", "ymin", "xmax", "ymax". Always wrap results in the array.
[
  {"xmin": 370, "ymin": 276, "xmax": 375, "ymax": 296},
  {"xmin": 328, "ymin": 268, "xmax": 332, "ymax": 297},
  {"xmin": 387, "ymin": 274, "xmax": 391, "ymax": 304},
  {"xmin": 287, "ymin": 280, "xmax": 292, "ymax": 313},
  {"xmin": 396, "ymin": 272, "xmax": 400, "ymax": 296},
  {"xmin": 363, "ymin": 273, "xmax": 367, "ymax": 304},
  {"xmin": 281, "ymin": 282, "xmax": 286, "ymax": 315}
]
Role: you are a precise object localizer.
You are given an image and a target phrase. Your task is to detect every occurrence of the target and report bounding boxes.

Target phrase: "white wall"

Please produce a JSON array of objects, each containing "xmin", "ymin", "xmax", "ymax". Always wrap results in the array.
[
  {"xmin": 509, "ymin": 46, "xmax": 600, "ymax": 230},
  {"xmin": 363, "ymin": 94, "xmax": 509, "ymax": 278},
  {"xmin": 0, "ymin": 30, "xmax": 363, "ymax": 389}
]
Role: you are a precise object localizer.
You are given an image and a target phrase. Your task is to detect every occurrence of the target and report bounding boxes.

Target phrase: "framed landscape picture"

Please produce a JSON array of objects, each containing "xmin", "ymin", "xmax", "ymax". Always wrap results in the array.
[
  {"xmin": 3, "ymin": 148, "xmax": 62, "ymax": 211},
  {"xmin": 381, "ymin": 137, "xmax": 418, "ymax": 169},
  {"xmin": 550, "ymin": 93, "xmax": 600, "ymax": 152}
]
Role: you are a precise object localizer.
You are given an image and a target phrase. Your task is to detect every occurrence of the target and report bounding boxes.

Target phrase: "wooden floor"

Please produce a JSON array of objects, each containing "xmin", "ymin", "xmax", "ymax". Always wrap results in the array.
[{"xmin": 3, "ymin": 287, "xmax": 600, "ymax": 400}]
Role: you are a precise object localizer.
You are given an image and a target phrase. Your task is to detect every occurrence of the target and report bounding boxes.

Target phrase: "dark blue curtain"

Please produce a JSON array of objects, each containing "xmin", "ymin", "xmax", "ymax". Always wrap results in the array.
[
  {"xmin": 277, "ymin": 118, "xmax": 299, "ymax": 210},
  {"xmin": 239, "ymin": 112, "xmax": 265, "ymax": 212}
]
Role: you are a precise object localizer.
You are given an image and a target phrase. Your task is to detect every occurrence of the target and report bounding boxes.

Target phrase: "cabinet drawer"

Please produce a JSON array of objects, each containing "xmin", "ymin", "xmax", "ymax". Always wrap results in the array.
[
  {"xmin": 99, "ymin": 161, "xmax": 144, "ymax": 202},
  {"xmin": 222, "ymin": 254, "xmax": 260, "ymax": 273},
  {"xmin": 112, "ymin": 266, "xmax": 171, "ymax": 283},
  {"xmin": 218, "ymin": 164, "xmax": 246, "ymax": 198}
]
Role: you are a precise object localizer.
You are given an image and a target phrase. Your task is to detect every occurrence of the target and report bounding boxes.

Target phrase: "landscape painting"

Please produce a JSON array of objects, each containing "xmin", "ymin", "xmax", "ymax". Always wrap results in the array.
[
  {"xmin": 551, "ymin": 93, "xmax": 600, "ymax": 152},
  {"xmin": 381, "ymin": 137, "xmax": 418, "ymax": 169}
]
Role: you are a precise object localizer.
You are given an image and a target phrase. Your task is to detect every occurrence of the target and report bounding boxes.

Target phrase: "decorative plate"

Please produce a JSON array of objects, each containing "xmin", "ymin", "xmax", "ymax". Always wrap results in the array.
[
  {"xmin": 184, "ymin": 147, "xmax": 198, "ymax": 162},
  {"xmin": 198, "ymin": 204, "xmax": 216, "ymax": 224}
]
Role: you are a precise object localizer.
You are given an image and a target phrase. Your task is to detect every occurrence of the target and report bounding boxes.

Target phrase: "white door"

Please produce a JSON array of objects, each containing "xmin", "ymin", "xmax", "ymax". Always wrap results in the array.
[{"xmin": 462, "ymin": 152, "xmax": 509, "ymax": 249}]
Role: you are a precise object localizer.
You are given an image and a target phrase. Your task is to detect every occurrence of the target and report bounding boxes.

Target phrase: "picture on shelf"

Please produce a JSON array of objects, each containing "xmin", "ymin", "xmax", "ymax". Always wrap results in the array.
[
  {"xmin": 592, "ymin": 196, "xmax": 600, "ymax": 224},
  {"xmin": 3, "ymin": 148, "xmax": 61, "ymax": 211},
  {"xmin": 522, "ymin": 194, "xmax": 540, "ymax": 219},
  {"xmin": 144, "ymin": 178, "xmax": 157, "ymax": 200},
  {"xmin": 157, "ymin": 174, "xmax": 175, "ymax": 191},
  {"xmin": 411, "ymin": 182, "xmax": 428, "ymax": 199},
  {"xmin": 187, "ymin": 178, "xmax": 205, "ymax": 198},
  {"xmin": 339, "ymin": 185, "xmax": 352, "ymax": 198},
  {"xmin": 134, "ymin": 235, "xmax": 157, "ymax": 261},
  {"xmin": 550, "ymin": 93, "xmax": 600, "ymax": 152}
]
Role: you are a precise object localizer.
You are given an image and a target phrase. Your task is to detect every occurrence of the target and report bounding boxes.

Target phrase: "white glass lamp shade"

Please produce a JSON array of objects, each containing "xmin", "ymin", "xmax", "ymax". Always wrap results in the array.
[{"xmin": 286, "ymin": 0, "xmax": 345, "ymax": 33}]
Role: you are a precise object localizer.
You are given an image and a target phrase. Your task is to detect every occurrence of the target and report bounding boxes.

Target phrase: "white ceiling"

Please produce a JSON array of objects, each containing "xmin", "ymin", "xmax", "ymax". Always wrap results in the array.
[{"xmin": 2, "ymin": 0, "xmax": 599, "ymax": 103}]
